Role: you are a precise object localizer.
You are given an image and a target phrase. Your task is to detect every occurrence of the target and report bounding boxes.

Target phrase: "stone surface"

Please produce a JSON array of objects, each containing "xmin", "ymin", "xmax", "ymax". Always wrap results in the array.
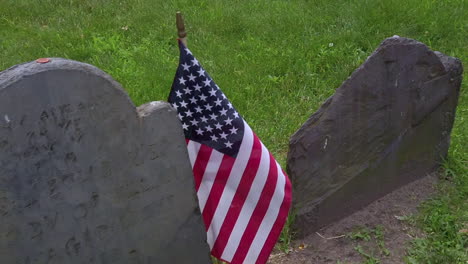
[
  {"xmin": 287, "ymin": 37, "xmax": 463, "ymax": 237},
  {"xmin": 0, "ymin": 59, "xmax": 211, "ymax": 263}
]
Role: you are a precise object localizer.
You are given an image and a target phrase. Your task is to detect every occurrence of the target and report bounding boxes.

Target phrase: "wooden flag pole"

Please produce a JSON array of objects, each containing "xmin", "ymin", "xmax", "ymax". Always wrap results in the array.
[{"xmin": 176, "ymin": 11, "xmax": 187, "ymax": 46}]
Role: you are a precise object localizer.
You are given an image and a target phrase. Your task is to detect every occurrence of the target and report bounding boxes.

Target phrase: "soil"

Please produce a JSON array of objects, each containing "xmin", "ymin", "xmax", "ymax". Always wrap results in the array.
[{"xmin": 268, "ymin": 173, "xmax": 439, "ymax": 264}]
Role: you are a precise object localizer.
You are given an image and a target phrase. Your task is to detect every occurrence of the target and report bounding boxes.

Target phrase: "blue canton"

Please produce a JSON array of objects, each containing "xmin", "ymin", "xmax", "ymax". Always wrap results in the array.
[{"xmin": 168, "ymin": 42, "xmax": 244, "ymax": 157}]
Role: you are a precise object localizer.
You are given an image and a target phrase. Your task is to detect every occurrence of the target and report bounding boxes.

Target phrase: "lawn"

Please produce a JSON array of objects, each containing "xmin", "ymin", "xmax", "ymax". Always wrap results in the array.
[{"xmin": 1, "ymin": 0, "xmax": 466, "ymax": 263}]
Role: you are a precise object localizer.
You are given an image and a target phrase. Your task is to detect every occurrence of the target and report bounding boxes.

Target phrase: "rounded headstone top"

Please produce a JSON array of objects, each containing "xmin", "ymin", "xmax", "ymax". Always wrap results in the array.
[
  {"xmin": 0, "ymin": 58, "xmax": 133, "ymax": 108},
  {"xmin": 0, "ymin": 58, "xmax": 211, "ymax": 263}
]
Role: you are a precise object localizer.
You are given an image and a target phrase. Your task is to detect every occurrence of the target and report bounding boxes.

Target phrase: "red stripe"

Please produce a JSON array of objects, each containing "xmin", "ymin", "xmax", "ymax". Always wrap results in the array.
[
  {"xmin": 211, "ymin": 135, "xmax": 262, "ymax": 257},
  {"xmin": 192, "ymin": 144, "xmax": 213, "ymax": 191},
  {"xmin": 202, "ymin": 154, "xmax": 236, "ymax": 230},
  {"xmin": 185, "ymin": 138, "xmax": 189, "ymax": 144},
  {"xmin": 255, "ymin": 169, "xmax": 292, "ymax": 264},
  {"xmin": 230, "ymin": 153, "xmax": 278, "ymax": 264}
]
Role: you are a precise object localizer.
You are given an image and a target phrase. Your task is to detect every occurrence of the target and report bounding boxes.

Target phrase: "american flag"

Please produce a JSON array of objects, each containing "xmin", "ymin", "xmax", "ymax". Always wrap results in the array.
[{"xmin": 168, "ymin": 41, "xmax": 292, "ymax": 264}]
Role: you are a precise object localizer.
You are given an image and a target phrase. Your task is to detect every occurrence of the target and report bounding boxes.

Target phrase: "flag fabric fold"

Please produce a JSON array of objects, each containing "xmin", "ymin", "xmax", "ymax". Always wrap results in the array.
[{"xmin": 168, "ymin": 40, "xmax": 292, "ymax": 264}]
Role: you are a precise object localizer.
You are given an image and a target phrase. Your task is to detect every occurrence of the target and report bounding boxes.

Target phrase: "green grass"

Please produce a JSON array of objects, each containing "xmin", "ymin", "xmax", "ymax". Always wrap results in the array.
[
  {"xmin": 354, "ymin": 245, "xmax": 381, "ymax": 264},
  {"xmin": 346, "ymin": 225, "xmax": 390, "ymax": 263},
  {"xmin": 406, "ymin": 158, "xmax": 468, "ymax": 263},
  {"xmin": 1, "ymin": 0, "xmax": 467, "ymax": 263}
]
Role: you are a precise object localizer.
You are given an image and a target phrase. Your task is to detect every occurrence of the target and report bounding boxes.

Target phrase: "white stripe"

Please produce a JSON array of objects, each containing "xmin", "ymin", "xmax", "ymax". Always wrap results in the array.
[
  {"xmin": 244, "ymin": 162, "xmax": 286, "ymax": 263},
  {"xmin": 206, "ymin": 121, "xmax": 255, "ymax": 249},
  {"xmin": 197, "ymin": 149, "xmax": 224, "ymax": 214},
  {"xmin": 187, "ymin": 140, "xmax": 201, "ymax": 167},
  {"xmin": 221, "ymin": 142, "xmax": 271, "ymax": 262}
]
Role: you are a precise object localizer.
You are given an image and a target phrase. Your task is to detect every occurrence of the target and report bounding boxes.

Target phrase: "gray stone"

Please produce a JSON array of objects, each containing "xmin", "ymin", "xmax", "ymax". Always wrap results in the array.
[
  {"xmin": 287, "ymin": 37, "xmax": 463, "ymax": 237},
  {"xmin": 0, "ymin": 58, "xmax": 211, "ymax": 263}
]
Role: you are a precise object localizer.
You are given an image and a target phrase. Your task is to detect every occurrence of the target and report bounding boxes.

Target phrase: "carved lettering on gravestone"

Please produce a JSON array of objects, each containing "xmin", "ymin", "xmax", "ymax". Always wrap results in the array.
[
  {"xmin": 288, "ymin": 37, "xmax": 463, "ymax": 237},
  {"xmin": 0, "ymin": 59, "xmax": 211, "ymax": 263}
]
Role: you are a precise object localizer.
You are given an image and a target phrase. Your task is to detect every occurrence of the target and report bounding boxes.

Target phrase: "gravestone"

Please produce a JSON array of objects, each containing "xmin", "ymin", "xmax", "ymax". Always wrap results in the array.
[
  {"xmin": 288, "ymin": 37, "xmax": 463, "ymax": 237},
  {"xmin": 0, "ymin": 59, "xmax": 212, "ymax": 263}
]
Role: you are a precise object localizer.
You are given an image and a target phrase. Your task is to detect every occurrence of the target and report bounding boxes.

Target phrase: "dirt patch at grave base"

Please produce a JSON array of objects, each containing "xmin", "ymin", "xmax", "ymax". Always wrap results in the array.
[{"xmin": 268, "ymin": 173, "xmax": 439, "ymax": 264}]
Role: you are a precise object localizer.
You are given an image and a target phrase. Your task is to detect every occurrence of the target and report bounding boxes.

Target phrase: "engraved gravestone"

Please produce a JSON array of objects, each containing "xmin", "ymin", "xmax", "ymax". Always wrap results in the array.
[
  {"xmin": 288, "ymin": 37, "xmax": 463, "ymax": 237},
  {"xmin": 0, "ymin": 59, "xmax": 211, "ymax": 263}
]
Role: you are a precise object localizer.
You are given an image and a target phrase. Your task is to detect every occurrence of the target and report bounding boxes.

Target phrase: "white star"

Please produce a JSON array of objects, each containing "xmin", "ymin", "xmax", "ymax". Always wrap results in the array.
[
  {"xmin": 210, "ymin": 134, "xmax": 218, "ymax": 142},
  {"xmin": 171, "ymin": 102, "xmax": 178, "ymax": 110},
  {"xmin": 233, "ymin": 112, "xmax": 239, "ymax": 118},
  {"xmin": 225, "ymin": 141, "xmax": 233, "ymax": 148},
  {"xmin": 200, "ymin": 116, "xmax": 208, "ymax": 123},
  {"xmin": 230, "ymin": 126, "xmax": 238, "ymax": 134},
  {"xmin": 175, "ymin": 90, "xmax": 183, "ymax": 98},
  {"xmin": 220, "ymin": 108, "xmax": 227, "ymax": 116},
  {"xmin": 186, "ymin": 110, "xmax": 193, "ymax": 117},
  {"xmin": 183, "ymin": 87, "xmax": 191, "ymax": 94},
  {"xmin": 199, "ymin": 94, "xmax": 208, "ymax": 101},
  {"xmin": 188, "ymin": 73, "xmax": 196, "ymax": 82},
  {"xmin": 196, "ymin": 128, "xmax": 204, "ymax": 135},
  {"xmin": 215, "ymin": 123, "xmax": 223, "ymax": 130},
  {"xmin": 181, "ymin": 63, "xmax": 190, "ymax": 72},
  {"xmin": 205, "ymin": 103, "xmax": 213, "ymax": 111},
  {"xmin": 205, "ymin": 125, "xmax": 213, "ymax": 132},
  {"xmin": 182, "ymin": 123, "xmax": 189, "ymax": 130},
  {"xmin": 189, "ymin": 97, "xmax": 198, "ymax": 104},
  {"xmin": 227, "ymin": 102, "xmax": 233, "ymax": 108},
  {"xmin": 221, "ymin": 93, "xmax": 226, "ymax": 99},
  {"xmin": 203, "ymin": 79, "xmax": 212, "ymax": 87},
  {"xmin": 220, "ymin": 132, "xmax": 228, "ymax": 139},
  {"xmin": 180, "ymin": 101, "xmax": 188, "ymax": 108},
  {"xmin": 197, "ymin": 69, "xmax": 205, "ymax": 77},
  {"xmin": 184, "ymin": 48, "xmax": 192, "ymax": 55},
  {"xmin": 191, "ymin": 58, "xmax": 199, "ymax": 66},
  {"xmin": 179, "ymin": 77, "xmax": 187, "ymax": 85},
  {"xmin": 178, "ymin": 113, "xmax": 184, "ymax": 120},
  {"xmin": 193, "ymin": 84, "xmax": 202, "ymax": 91},
  {"xmin": 224, "ymin": 117, "xmax": 233, "ymax": 125},
  {"xmin": 195, "ymin": 106, "xmax": 203, "ymax": 113},
  {"xmin": 209, "ymin": 89, "xmax": 217, "ymax": 97},
  {"xmin": 210, "ymin": 113, "xmax": 217, "ymax": 120},
  {"xmin": 190, "ymin": 119, "xmax": 199, "ymax": 126},
  {"xmin": 214, "ymin": 98, "xmax": 223, "ymax": 106}
]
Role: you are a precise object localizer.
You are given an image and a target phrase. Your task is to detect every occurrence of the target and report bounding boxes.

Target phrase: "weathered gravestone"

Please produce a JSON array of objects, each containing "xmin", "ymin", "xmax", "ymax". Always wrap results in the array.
[
  {"xmin": 0, "ymin": 58, "xmax": 212, "ymax": 263},
  {"xmin": 288, "ymin": 36, "xmax": 463, "ymax": 237}
]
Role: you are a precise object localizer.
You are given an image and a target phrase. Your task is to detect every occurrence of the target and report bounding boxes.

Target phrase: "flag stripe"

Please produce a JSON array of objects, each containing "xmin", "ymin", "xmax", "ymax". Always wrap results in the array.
[
  {"xmin": 206, "ymin": 123, "xmax": 255, "ymax": 249},
  {"xmin": 211, "ymin": 134, "xmax": 262, "ymax": 258},
  {"xmin": 230, "ymin": 153, "xmax": 279, "ymax": 263},
  {"xmin": 220, "ymin": 141, "xmax": 271, "ymax": 262},
  {"xmin": 244, "ymin": 163, "xmax": 289, "ymax": 263},
  {"xmin": 197, "ymin": 149, "xmax": 224, "ymax": 213},
  {"xmin": 256, "ymin": 168, "xmax": 292, "ymax": 264},
  {"xmin": 192, "ymin": 143, "xmax": 214, "ymax": 191},
  {"xmin": 187, "ymin": 140, "xmax": 200, "ymax": 167},
  {"xmin": 203, "ymin": 155, "xmax": 236, "ymax": 233}
]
